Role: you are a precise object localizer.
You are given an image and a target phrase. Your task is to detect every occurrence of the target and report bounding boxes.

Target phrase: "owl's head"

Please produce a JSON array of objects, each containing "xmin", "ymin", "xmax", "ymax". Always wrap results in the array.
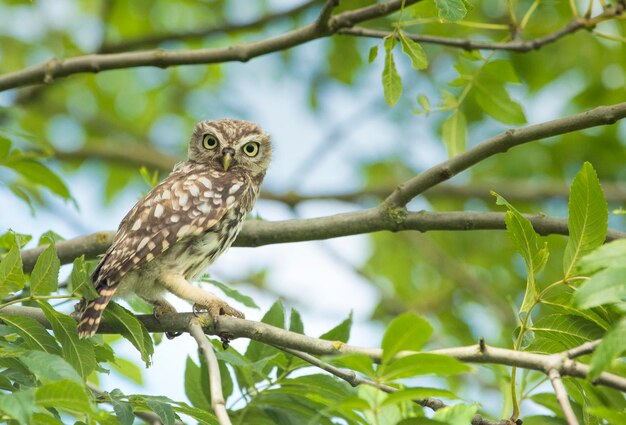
[{"xmin": 188, "ymin": 119, "xmax": 272, "ymax": 178}]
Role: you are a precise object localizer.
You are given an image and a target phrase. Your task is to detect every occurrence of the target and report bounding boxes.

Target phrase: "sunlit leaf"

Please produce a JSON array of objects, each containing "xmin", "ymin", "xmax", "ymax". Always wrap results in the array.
[
  {"xmin": 0, "ymin": 315, "xmax": 61, "ymax": 354},
  {"xmin": 563, "ymin": 162, "xmax": 607, "ymax": 278},
  {"xmin": 20, "ymin": 350, "xmax": 83, "ymax": 384},
  {"xmin": 319, "ymin": 311, "xmax": 353, "ymax": 342},
  {"xmin": 589, "ymin": 317, "xmax": 626, "ymax": 379},
  {"xmin": 102, "ymin": 302, "xmax": 153, "ymax": 367},
  {"xmin": 382, "ymin": 312, "xmax": 432, "ymax": 363},
  {"xmin": 380, "ymin": 353, "xmax": 471, "ymax": 380},
  {"xmin": 383, "ymin": 37, "xmax": 402, "ymax": 106},
  {"xmin": 574, "ymin": 267, "xmax": 626, "ymax": 308},
  {"xmin": 6, "ymin": 159, "xmax": 71, "ymax": 199},
  {"xmin": 30, "ymin": 243, "xmax": 60, "ymax": 295},
  {"xmin": 442, "ymin": 110, "xmax": 467, "ymax": 157},
  {"xmin": 245, "ymin": 300, "xmax": 284, "ymax": 362},
  {"xmin": 435, "ymin": 0, "xmax": 467, "ymax": 21},
  {"xmin": 399, "ymin": 31, "xmax": 428, "ymax": 70},
  {"xmin": 381, "ymin": 387, "xmax": 458, "ymax": 407},
  {"xmin": 577, "ymin": 239, "xmax": 626, "ymax": 274},
  {"xmin": 36, "ymin": 379, "xmax": 93, "ymax": 415},
  {"xmin": 0, "ymin": 389, "xmax": 35, "ymax": 424},
  {"xmin": 184, "ymin": 356, "xmax": 211, "ymax": 411},
  {"xmin": 200, "ymin": 277, "xmax": 259, "ymax": 308},
  {"xmin": 432, "ymin": 403, "xmax": 478, "ymax": 425},
  {"xmin": 0, "ymin": 245, "xmax": 26, "ymax": 298},
  {"xmin": 368, "ymin": 45, "xmax": 378, "ymax": 63},
  {"xmin": 38, "ymin": 301, "xmax": 97, "ymax": 378}
]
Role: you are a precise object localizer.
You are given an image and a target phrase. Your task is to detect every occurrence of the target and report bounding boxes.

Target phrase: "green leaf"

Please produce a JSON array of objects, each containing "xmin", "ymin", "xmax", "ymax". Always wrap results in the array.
[
  {"xmin": 530, "ymin": 314, "xmax": 604, "ymax": 351},
  {"xmin": 381, "ymin": 387, "xmax": 457, "ymax": 407},
  {"xmin": 380, "ymin": 353, "xmax": 471, "ymax": 380},
  {"xmin": 383, "ymin": 37, "xmax": 402, "ymax": 106},
  {"xmin": 110, "ymin": 399, "xmax": 134, "ymax": 425},
  {"xmin": 289, "ymin": 307, "xmax": 304, "ymax": 334},
  {"xmin": 589, "ymin": 317, "xmax": 626, "ymax": 379},
  {"xmin": 70, "ymin": 256, "xmax": 99, "ymax": 299},
  {"xmin": 399, "ymin": 31, "xmax": 428, "ymax": 70},
  {"xmin": 20, "ymin": 350, "xmax": 83, "ymax": 383},
  {"xmin": 146, "ymin": 399, "xmax": 176, "ymax": 425},
  {"xmin": 319, "ymin": 311, "xmax": 353, "ymax": 342},
  {"xmin": 0, "ymin": 314, "xmax": 60, "ymax": 354},
  {"xmin": 172, "ymin": 401, "xmax": 218, "ymax": 425},
  {"xmin": 184, "ymin": 356, "xmax": 211, "ymax": 411},
  {"xmin": 574, "ymin": 267, "xmax": 626, "ymax": 308},
  {"xmin": 0, "ymin": 245, "xmax": 26, "ymax": 298},
  {"xmin": 435, "ymin": 0, "xmax": 467, "ymax": 21},
  {"xmin": 577, "ymin": 239, "xmax": 626, "ymax": 274},
  {"xmin": 382, "ymin": 312, "xmax": 432, "ymax": 364},
  {"xmin": 0, "ymin": 389, "xmax": 35, "ymax": 424},
  {"xmin": 328, "ymin": 36, "xmax": 363, "ymax": 84},
  {"xmin": 587, "ymin": 407, "xmax": 626, "ymax": 424},
  {"xmin": 432, "ymin": 403, "xmax": 478, "ymax": 425},
  {"xmin": 442, "ymin": 111, "xmax": 467, "ymax": 157},
  {"xmin": 0, "ymin": 135, "xmax": 11, "ymax": 159},
  {"xmin": 38, "ymin": 301, "xmax": 97, "ymax": 378},
  {"xmin": 110, "ymin": 357, "xmax": 143, "ymax": 385},
  {"xmin": 417, "ymin": 95, "xmax": 431, "ymax": 114},
  {"xmin": 102, "ymin": 302, "xmax": 153, "ymax": 367},
  {"xmin": 36, "ymin": 379, "xmax": 93, "ymax": 415},
  {"xmin": 30, "ymin": 243, "xmax": 60, "ymax": 295},
  {"xmin": 474, "ymin": 82, "xmax": 526, "ymax": 125},
  {"xmin": 328, "ymin": 353, "xmax": 375, "ymax": 376},
  {"xmin": 495, "ymin": 192, "xmax": 548, "ymax": 314},
  {"xmin": 201, "ymin": 277, "xmax": 258, "ymax": 308},
  {"xmin": 368, "ymin": 45, "xmax": 379, "ymax": 63},
  {"xmin": 563, "ymin": 162, "xmax": 608, "ymax": 278},
  {"xmin": 245, "ymin": 300, "xmax": 284, "ymax": 362},
  {"xmin": 6, "ymin": 159, "xmax": 71, "ymax": 199}
]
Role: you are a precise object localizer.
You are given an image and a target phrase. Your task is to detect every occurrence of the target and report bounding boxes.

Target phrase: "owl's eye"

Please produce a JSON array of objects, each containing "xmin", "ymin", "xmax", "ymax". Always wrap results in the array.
[
  {"xmin": 242, "ymin": 142, "xmax": 260, "ymax": 157},
  {"xmin": 202, "ymin": 134, "xmax": 219, "ymax": 150}
]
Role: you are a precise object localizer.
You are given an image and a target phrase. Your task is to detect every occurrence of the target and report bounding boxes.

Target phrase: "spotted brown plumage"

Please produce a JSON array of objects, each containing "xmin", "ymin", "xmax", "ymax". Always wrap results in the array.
[{"xmin": 77, "ymin": 119, "xmax": 271, "ymax": 338}]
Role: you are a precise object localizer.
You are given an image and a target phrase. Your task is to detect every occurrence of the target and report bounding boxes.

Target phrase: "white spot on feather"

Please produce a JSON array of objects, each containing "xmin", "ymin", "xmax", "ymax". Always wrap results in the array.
[
  {"xmin": 189, "ymin": 185, "xmax": 199, "ymax": 197},
  {"xmin": 199, "ymin": 177, "xmax": 212, "ymax": 189},
  {"xmin": 132, "ymin": 219, "xmax": 142, "ymax": 231},
  {"xmin": 154, "ymin": 204, "xmax": 164, "ymax": 218}
]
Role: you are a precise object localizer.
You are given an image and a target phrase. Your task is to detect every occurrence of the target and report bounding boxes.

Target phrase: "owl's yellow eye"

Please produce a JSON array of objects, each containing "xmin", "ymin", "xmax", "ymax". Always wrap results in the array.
[
  {"xmin": 242, "ymin": 142, "xmax": 260, "ymax": 157},
  {"xmin": 202, "ymin": 134, "xmax": 219, "ymax": 150}
]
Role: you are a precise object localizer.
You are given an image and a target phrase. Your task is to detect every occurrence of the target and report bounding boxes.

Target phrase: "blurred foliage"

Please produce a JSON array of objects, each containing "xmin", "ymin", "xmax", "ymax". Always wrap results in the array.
[{"xmin": 0, "ymin": 0, "xmax": 626, "ymax": 423}]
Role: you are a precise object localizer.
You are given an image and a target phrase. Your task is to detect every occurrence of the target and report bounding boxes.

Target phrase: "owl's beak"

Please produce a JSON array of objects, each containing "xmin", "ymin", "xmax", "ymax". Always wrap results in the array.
[{"xmin": 221, "ymin": 152, "xmax": 233, "ymax": 172}]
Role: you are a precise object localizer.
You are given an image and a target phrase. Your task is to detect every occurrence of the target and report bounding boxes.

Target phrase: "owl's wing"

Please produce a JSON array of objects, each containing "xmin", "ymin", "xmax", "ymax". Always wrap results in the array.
[{"xmin": 93, "ymin": 168, "xmax": 249, "ymax": 290}]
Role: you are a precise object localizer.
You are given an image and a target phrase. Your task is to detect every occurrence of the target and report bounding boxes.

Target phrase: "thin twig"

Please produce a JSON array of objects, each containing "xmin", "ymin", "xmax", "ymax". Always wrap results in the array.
[
  {"xmin": 188, "ymin": 319, "xmax": 232, "ymax": 425},
  {"xmin": 0, "ymin": 0, "xmax": 420, "ymax": 92},
  {"xmin": 100, "ymin": 0, "xmax": 321, "ymax": 53},
  {"xmin": 547, "ymin": 369, "xmax": 580, "ymax": 425},
  {"xmin": 273, "ymin": 345, "xmax": 512, "ymax": 425}
]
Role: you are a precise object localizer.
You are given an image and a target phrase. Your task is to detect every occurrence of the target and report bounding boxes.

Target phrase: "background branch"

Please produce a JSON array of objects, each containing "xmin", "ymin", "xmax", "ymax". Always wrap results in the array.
[
  {"xmin": 0, "ymin": 0, "xmax": 420, "ymax": 92},
  {"xmin": 99, "ymin": 0, "xmax": 320, "ymax": 53}
]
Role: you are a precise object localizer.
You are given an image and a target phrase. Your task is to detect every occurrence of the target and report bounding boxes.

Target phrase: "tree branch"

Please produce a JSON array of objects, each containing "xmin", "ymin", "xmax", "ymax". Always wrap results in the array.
[
  {"xmin": 20, "ymin": 210, "xmax": 626, "ymax": 272},
  {"xmin": 0, "ymin": 0, "xmax": 420, "ymax": 92},
  {"xmin": 51, "ymin": 146, "xmax": 626, "ymax": 204},
  {"xmin": 339, "ymin": 3, "xmax": 624, "ymax": 52},
  {"xmin": 273, "ymin": 345, "xmax": 512, "ymax": 425},
  {"xmin": 383, "ymin": 101, "xmax": 626, "ymax": 207},
  {"xmin": 188, "ymin": 319, "xmax": 232, "ymax": 425},
  {"xmin": 547, "ymin": 368, "xmax": 579, "ymax": 425},
  {"xmin": 100, "ymin": 0, "xmax": 321, "ymax": 53},
  {"xmin": 3, "ymin": 306, "xmax": 625, "ymax": 395}
]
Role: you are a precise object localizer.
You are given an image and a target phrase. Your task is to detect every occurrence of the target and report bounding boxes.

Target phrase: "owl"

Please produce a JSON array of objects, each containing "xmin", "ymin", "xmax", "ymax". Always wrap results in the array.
[{"xmin": 77, "ymin": 119, "xmax": 271, "ymax": 339}]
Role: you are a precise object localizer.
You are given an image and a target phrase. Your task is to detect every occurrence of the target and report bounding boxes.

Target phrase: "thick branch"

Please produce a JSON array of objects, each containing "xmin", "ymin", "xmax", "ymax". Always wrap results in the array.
[
  {"xmin": 100, "ymin": 0, "xmax": 320, "ymax": 53},
  {"xmin": 3, "ymin": 306, "xmax": 625, "ymax": 394},
  {"xmin": 384, "ymin": 102, "xmax": 626, "ymax": 207},
  {"xmin": 0, "ymin": 0, "xmax": 420, "ymax": 92},
  {"xmin": 188, "ymin": 319, "xmax": 232, "ymax": 425},
  {"xmin": 21, "ymin": 210, "xmax": 626, "ymax": 272}
]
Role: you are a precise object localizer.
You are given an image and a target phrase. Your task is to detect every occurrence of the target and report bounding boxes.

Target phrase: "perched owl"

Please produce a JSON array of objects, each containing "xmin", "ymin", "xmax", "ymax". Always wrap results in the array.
[{"xmin": 77, "ymin": 119, "xmax": 271, "ymax": 339}]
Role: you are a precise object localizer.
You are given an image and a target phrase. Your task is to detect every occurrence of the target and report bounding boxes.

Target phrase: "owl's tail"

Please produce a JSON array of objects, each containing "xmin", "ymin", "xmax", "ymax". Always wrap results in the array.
[{"xmin": 77, "ymin": 285, "xmax": 116, "ymax": 339}]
